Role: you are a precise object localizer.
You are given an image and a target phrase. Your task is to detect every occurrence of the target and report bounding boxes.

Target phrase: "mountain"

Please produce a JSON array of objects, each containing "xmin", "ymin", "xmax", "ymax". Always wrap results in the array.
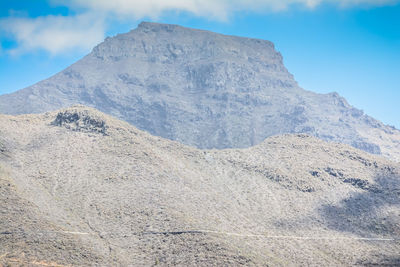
[
  {"xmin": 0, "ymin": 106, "xmax": 399, "ymax": 265},
  {"xmin": 1, "ymin": 22, "xmax": 400, "ymax": 161}
]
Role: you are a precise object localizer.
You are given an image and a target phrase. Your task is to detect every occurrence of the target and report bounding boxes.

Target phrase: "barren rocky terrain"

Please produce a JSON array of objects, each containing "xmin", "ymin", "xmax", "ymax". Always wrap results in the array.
[
  {"xmin": 1, "ymin": 106, "xmax": 399, "ymax": 266},
  {"xmin": 1, "ymin": 22, "xmax": 400, "ymax": 161}
]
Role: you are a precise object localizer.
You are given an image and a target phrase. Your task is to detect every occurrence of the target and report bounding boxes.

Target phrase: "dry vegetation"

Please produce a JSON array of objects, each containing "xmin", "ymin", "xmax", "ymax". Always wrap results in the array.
[{"xmin": 0, "ymin": 106, "xmax": 399, "ymax": 266}]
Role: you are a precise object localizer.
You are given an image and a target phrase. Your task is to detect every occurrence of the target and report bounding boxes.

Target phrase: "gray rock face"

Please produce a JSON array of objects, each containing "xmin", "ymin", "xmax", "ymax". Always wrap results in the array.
[{"xmin": 1, "ymin": 22, "xmax": 400, "ymax": 160}]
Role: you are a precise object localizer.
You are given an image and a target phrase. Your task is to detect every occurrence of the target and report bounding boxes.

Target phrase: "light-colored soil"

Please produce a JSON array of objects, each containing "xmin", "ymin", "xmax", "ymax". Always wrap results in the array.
[{"xmin": 1, "ymin": 106, "xmax": 399, "ymax": 266}]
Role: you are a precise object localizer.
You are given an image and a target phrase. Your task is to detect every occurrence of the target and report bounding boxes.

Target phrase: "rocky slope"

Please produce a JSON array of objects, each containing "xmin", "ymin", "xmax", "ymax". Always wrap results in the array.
[
  {"xmin": 1, "ymin": 106, "xmax": 399, "ymax": 266},
  {"xmin": 0, "ymin": 22, "xmax": 399, "ymax": 161}
]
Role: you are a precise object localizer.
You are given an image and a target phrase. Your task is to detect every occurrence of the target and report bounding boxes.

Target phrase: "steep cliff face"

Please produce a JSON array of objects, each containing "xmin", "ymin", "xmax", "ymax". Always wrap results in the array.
[{"xmin": 1, "ymin": 22, "xmax": 399, "ymax": 160}]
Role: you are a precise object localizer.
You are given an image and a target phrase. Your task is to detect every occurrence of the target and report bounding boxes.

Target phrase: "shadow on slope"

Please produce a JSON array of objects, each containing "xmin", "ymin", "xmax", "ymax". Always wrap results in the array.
[
  {"xmin": 357, "ymin": 256, "xmax": 400, "ymax": 266},
  {"xmin": 320, "ymin": 174, "xmax": 400, "ymax": 238}
]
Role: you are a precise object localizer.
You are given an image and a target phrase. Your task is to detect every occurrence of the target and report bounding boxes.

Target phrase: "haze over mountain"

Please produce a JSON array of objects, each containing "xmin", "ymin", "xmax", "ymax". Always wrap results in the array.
[
  {"xmin": 1, "ymin": 22, "xmax": 399, "ymax": 161},
  {"xmin": 1, "ymin": 106, "xmax": 399, "ymax": 266}
]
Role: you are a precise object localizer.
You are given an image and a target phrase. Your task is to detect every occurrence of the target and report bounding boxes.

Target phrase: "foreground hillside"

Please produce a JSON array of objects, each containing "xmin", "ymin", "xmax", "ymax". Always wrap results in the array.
[
  {"xmin": 0, "ymin": 106, "xmax": 399, "ymax": 266},
  {"xmin": 1, "ymin": 22, "xmax": 400, "ymax": 161}
]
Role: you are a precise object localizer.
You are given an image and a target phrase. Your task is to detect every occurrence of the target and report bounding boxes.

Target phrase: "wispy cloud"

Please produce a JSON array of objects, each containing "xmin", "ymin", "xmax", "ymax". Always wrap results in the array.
[
  {"xmin": 1, "ymin": 0, "xmax": 399, "ymax": 55},
  {"xmin": 60, "ymin": 0, "xmax": 400, "ymax": 19},
  {"xmin": 0, "ymin": 13, "xmax": 105, "ymax": 55}
]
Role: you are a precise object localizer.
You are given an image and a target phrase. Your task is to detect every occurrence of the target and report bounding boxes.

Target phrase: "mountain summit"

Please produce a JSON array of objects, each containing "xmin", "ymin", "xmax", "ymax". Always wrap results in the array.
[{"xmin": 1, "ymin": 22, "xmax": 399, "ymax": 160}]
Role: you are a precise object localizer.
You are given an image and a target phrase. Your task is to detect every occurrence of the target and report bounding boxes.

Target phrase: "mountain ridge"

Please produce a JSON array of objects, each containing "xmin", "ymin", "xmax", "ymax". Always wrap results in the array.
[{"xmin": 1, "ymin": 22, "xmax": 400, "ymax": 161}]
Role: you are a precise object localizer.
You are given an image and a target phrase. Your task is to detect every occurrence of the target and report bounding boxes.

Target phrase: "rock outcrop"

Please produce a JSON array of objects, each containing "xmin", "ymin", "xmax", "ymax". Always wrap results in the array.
[{"xmin": 52, "ymin": 106, "xmax": 108, "ymax": 135}]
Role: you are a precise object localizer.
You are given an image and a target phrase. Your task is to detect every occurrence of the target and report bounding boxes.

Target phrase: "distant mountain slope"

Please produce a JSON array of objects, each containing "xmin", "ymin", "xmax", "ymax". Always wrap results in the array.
[
  {"xmin": 0, "ymin": 106, "xmax": 399, "ymax": 265},
  {"xmin": 1, "ymin": 22, "xmax": 399, "ymax": 161}
]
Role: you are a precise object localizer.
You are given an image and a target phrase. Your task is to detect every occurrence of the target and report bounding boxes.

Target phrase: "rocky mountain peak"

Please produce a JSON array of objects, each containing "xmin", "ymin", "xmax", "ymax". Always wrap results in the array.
[
  {"xmin": 91, "ymin": 22, "xmax": 286, "ymax": 73},
  {"xmin": 136, "ymin": 21, "xmax": 185, "ymax": 32},
  {"xmin": 1, "ymin": 22, "xmax": 399, "ymax": 161}
]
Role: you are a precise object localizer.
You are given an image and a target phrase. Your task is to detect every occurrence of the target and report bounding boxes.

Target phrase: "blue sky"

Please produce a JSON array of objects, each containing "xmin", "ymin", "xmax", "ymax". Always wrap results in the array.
[{"xmin": 1, "ymin": 0, "xmax": 399, "ymax": 128}]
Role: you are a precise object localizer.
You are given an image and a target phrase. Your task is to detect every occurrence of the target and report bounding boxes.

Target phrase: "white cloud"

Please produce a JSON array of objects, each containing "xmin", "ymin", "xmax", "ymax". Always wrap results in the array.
[
  {"xmin": 59, "ymin": 0, "xmax": 400, "ymax": 19},
  {"xmin": 0, "ymin": 13, "xmax": 105, "ymax": 55},
  {"xmin": 334, "ymin": 0, "xmax": 399, "ymax": 6},
  {"xmin": 2, "ymin": 0, "xmax": 399, "ymax": 55}
]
